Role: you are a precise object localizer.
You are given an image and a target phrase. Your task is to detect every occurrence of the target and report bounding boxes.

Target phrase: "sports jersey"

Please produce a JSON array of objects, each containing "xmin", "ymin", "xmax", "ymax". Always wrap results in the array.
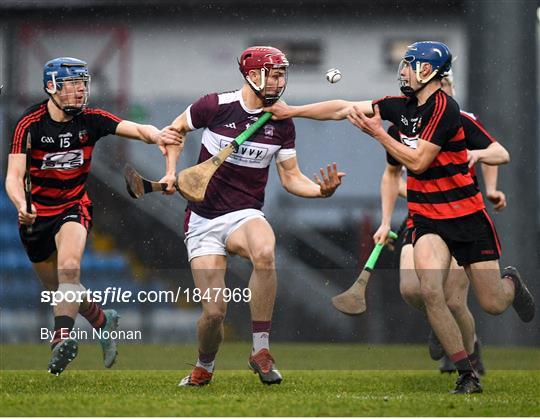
[
  {"xmin": 375, "ymin": 90, "xmax": 485, "ymax": 220},
  {"xmin": 459, "ymin": 111, "xmax": 497, "ymax": 181},
  {"xmin": 185, "ymin": 90, "xmax": 296, "ymax": 219},
  {"xmin": 387, "ymin": 110, "xmax": 497, "ymax": 185},
  {"xmin": 10, "ymin": 100, "xmax": 122, "ymax": 216}
]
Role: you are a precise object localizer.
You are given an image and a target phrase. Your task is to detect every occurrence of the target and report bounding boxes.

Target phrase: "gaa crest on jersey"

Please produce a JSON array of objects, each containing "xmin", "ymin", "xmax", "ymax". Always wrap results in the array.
[
  {"xmin": 78, "ymin": 130, "xmax": 89, "ymax": 144},
  {"xmin": 264, "ymin": 124, "xmax": 274, "ymax": 137},
  {"xmin": 400, "ymin": 115, "xmax": 409, "ymax": 126}
]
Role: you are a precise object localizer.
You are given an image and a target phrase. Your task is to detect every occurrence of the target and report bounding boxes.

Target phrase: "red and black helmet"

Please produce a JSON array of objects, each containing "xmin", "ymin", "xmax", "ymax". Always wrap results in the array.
[{"xmin": 238, "ymin": 46, "xmax": 289, "ymax": 105}]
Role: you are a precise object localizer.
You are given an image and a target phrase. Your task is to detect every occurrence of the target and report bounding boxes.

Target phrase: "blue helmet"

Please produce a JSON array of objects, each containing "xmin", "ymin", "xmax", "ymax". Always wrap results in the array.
[
  {"xmin": 399, "ymin": 41, "xmax": 452, "ymax": 96},
  {"xmin": 43, "ymin": 57, "xmax": 90, "ymax": 115},
  {"xmin": 402, "ymin": 41, "xmax": 452, "ymax": 77}
]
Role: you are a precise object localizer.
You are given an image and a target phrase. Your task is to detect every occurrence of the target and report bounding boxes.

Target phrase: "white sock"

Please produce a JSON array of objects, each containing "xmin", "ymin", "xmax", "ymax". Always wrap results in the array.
[
  {"xmin": 252, "ymin": 331, "xmax": 270, "ymax": 354},
  {"xmin": 196, "ymin": 359, "xmax": 215, "ymax": 373}
]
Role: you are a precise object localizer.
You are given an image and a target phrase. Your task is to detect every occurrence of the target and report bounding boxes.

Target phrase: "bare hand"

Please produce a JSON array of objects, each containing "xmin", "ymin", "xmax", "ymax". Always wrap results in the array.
[
  {"xmin": 314, "ymin": 162, "xmax": 346, "ymax": 198},
  {"xmin": 153, "ymin": 126, "xmax": 185, "ymax": 155},
  {"xmin": 373, "ymin": 224, "xmax": 391, "ymax": 245},
  {"xmin": 347, "ymin": 105, "xmax": 385, "ymax": 139},
  {"xmin": 263, "ymin": 100, "xmax": 291, "ymax": 120},
  {"xmin": 159, "ymin": 174, "xmax": 178, "ymax": 195},
  {"xmin": 19, "ymin": 203, "xmax": 37, "ymax": 225},
  {"xmin": 467, "ymin": 149, "xmax": 481, "ymax": 168},
  {"xmin": 486, "ymin": 190, "xmax": 507, "ymax": 211}
]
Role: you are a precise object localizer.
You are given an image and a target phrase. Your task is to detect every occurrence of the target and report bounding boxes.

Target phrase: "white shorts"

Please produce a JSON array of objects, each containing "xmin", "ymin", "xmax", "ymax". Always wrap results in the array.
[{"xmin": 184, "ymin": 208, "xmax": 266, "ymax": 262}]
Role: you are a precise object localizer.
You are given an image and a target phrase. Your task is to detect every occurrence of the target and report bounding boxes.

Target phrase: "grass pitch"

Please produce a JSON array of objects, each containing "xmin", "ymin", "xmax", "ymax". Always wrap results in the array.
[{"xmin": 1, "ymin": 343, "xmax": 539, "ymax": 416}]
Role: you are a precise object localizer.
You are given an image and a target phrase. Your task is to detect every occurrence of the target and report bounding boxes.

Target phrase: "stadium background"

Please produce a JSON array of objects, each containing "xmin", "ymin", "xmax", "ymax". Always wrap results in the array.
[{"xmin": 0, "ymin": 0, "xmax": 538, "ymax": 360}]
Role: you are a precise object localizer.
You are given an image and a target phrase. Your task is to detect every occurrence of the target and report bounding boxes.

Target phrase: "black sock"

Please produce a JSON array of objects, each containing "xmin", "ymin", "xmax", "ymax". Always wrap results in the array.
[
  {"xmin": 450, "ymin": 350, "xmax": 473, "ymax": 375},
  {"xmin": 51, "ymin": 316, "xmax": 75, "ymax": 350}
]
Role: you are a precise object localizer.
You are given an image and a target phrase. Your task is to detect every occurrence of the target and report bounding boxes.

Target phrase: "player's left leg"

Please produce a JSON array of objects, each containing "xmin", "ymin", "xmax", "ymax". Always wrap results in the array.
[
  {"xmin": 465, "ymin": 259, "xmax": 535, "ymax": 321},
  {"xmin": 179, "ymin": 254, "xmax": 228, "ymax": 387},
  {"xmin": 47, "ymin": 221, "xmax": 87, "ymax": 375},
  {"xmin": 227, "ymin": 217, "xmax": 282, "ymax": 385},
  {"xmin": 441, "ymin": 259, "xmax": 486, "ymax": 375},
  {"xmin": 33, "ymin": 249, "xmax": 118, "ymax": 369},
  {"xmin": 459, "ymin": 210, "xmax": 534, "ymax": 321},
  {"xmin": 400, "ymin": 238, "xmax": 475, "ymax": 365},
  {"xmin": 414, "ymin": 233, "xmax": 481, "ymax": 394}
]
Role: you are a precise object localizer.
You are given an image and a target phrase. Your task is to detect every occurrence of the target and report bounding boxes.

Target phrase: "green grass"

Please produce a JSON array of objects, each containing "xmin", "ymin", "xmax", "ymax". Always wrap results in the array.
[{"xmin": 1, "ymin": 343, "xmax": 539, "ymax": 416}]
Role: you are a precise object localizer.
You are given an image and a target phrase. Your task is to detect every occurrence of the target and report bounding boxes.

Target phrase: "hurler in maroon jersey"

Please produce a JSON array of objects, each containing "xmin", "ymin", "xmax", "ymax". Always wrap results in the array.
[{"xmin": 158, "ymin": 46, "xmax": 346, "ymax": 387}]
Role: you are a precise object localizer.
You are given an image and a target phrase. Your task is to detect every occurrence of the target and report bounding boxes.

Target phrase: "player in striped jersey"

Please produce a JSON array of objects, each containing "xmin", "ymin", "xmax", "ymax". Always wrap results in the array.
[
  {"xmin": 375, "ymin": 72, "xmax": 510, "ymax": 375},
  {"xmin": 267, "ymin": 41, "xmax": 535, "ymax": 394},
  {"xmin": 5, "ymin": 57, "xmax": 183, "ymax": 375}
]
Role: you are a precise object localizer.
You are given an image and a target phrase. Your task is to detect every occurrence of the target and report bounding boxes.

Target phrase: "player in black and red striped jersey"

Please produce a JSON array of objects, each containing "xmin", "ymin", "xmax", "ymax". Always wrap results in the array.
[
  {"xmin": 5, "ymin": 57, "xmax": 183, "ymax": 375},
  {"xmin": 375, "ymin": 72, "xmax": 510, "ymax": 376},
  {"xmin": 266, "ymin": 41, "xmax": 535, "ymax": 394}
]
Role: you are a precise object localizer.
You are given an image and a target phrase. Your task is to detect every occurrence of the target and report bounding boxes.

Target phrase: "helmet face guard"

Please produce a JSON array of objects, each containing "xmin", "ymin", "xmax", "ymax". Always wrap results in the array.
[
  {"xmin": 397, "ymin": 41, "xmax": 452, "ymax": 97},
  {"xmin": 238, "ymin": 46, "xmax": 289, "ymax": 106},
  {"xmin": 250, "ymin": 64, "xmax": 288, "ymax": 106},
  {"xmin": 44, "ymin": 57, "xmax": 91, "ymax": 116}
]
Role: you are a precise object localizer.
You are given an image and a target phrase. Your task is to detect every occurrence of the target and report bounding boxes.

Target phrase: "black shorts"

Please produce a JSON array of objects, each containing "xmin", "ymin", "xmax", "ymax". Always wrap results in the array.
[
  {"xmin": 403, "ymin": 227, "xmax": 413, "ymax": 246},
  {"xmin": 411, "ymin": 209, "xmax": 501, "ymax": 266},
  {"xmin": 19, "ymin": 202, "xmax": 93, "ymax": 263}
]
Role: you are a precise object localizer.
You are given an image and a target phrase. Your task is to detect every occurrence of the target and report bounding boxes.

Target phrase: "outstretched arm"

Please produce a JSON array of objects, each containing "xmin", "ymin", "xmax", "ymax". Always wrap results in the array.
[
  {"xmin": 277, "ymin": 158, "xmax": 345, "ymax": 198},
  {"xmin": 159, "ymin": 112, "xmax": 192, "ymax": 193},
  {"xmin": 115, "ymin": 120, "xmax": 183, "ymax": 150},
  {"xmin": 265, "ymin": 100, "xmax": 374, "ymax": 121}
]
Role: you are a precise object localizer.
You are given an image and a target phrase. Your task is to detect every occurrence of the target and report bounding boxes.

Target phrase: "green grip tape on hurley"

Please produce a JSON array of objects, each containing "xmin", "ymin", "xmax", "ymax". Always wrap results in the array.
[
  {"xmin": 364, "ymin": 230, "xmax": 398, "ymax": 271},
  {"xmin": 233, "ymin": 112, "xmax": 272, "ymax": 147}
]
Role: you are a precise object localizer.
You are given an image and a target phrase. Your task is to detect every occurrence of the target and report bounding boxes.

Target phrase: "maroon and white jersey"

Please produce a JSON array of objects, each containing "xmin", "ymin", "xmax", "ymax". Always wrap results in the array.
[{"xmin": 186, "ymin": 90, "xmax": 296, "ymax": 219}]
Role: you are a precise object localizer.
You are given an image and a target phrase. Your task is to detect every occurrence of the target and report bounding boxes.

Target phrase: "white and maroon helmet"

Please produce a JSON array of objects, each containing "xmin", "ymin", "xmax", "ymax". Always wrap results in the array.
[{"xmin": 238, "ymin": 46, "xmax": 289, "ymax": 105}]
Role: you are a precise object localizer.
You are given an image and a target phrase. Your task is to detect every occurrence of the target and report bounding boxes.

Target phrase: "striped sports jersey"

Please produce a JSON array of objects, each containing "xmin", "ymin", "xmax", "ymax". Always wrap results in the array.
[
  {"xmin": 459, "ymin": 111, "xmax": 497, "ymax": 181},
  {"xmin": 375, "ymin": 90, "xmax": 485, "ymax": 220},
  {"xmin": 387, "ymin": 110, "xmax": 497, "ymax": 186},
  {"xmin": 186, "ymin": 90, "xmax": 296, "ymax": 219},
  {"xmin": 10, "ymin": 100, "xmax": 122, "ymax": 217}
]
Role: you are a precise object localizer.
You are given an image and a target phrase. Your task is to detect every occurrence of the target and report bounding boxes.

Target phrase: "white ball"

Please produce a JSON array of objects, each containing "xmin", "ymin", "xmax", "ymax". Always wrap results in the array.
[{"xmin": 326, "ymin": 68, "xmax": 342, "ymax": 84}]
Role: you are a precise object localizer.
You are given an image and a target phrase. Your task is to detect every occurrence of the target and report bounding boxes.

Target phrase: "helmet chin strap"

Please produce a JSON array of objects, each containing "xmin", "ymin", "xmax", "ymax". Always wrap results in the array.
[
  {"xmin": 400, "ymin": 63, "xmax": 438, "ymax": 97},
  {"xmin": 245, "ymin": 67, "xmax": 285, "ymax": 106},
  {"xmin": 245, "ymin": 67, "xmax": 267, "ymax": 104},
  {"xmin": 48, "ymin": 92, "xmax": 84, "ymax": 116},
  {"xmin": 400, "ymin": 82, "xmax": 429, "ymax": 98}
]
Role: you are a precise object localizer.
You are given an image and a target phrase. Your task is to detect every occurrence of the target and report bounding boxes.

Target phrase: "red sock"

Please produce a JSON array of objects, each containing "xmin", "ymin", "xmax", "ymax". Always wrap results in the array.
[
  {"xmin": 198, "ymin": 350, "xmax": 217, "ymax": 364},
  {"xmin": 252, "ymin": 321, "xmax": 271, "ymax": 333},
  {"xmin": 79, "ymin": 301, "xmax": 106, "ymax": 329}
]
